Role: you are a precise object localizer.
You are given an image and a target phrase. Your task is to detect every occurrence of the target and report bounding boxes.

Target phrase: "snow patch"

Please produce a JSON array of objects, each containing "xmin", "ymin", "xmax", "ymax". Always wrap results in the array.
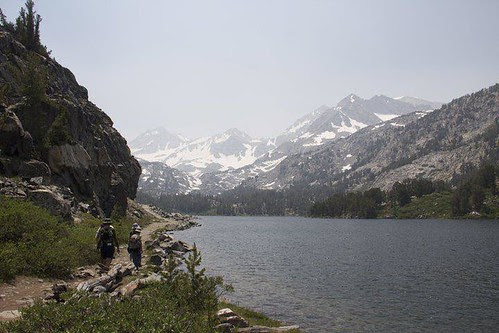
[{"xmin": 374, "ymin": 113, "xmax": 399, "ymax": 122}]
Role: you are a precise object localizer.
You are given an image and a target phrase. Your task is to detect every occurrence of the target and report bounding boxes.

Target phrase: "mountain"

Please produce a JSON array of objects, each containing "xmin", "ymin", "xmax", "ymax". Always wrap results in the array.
[
  {"xmin": 0, "ymin": 28, "xmax": 140, "ymax": 216},
  {"xmin": 136, "ymin": 158, "xmax": 198, "ymax": 197},
  {"xmin": 245, "ymin": 84, "xmax": 498, "ymax": 192},
  {"xmin": 130, "ymin": 127, "xmax": 188, "ymax": 156},
  {"xmin": 133, "ymin": 93, "xmax": 442, "ymax": 196},
  {"xmin": 394, "ymin": 96, "xmax": 443, "ymax": 110},
  {"xmin": 131, "ymin": 128, "xmax": 276, "ymax": 177},
  {"xmin": 196, "ymin": 94, "xmax": 442, "ymax": 194}
]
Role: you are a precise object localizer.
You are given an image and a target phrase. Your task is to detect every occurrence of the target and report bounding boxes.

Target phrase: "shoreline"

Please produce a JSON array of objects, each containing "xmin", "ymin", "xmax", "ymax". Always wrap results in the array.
[{"xmin": 0, "ymin": 204, "xmax": 300, "ymax": 332}]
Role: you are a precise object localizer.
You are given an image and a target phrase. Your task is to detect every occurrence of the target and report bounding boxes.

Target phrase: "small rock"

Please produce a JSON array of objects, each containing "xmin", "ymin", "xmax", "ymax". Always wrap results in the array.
[
  {"xmin": 224, "ymin": 315, "xmax": 249, "ymax": 328},
  {"xmin": 93, "ymin": 285, "xmax": 107, "ymax": 294},
  {"xmin": 215, "ymin": 323, "xmax": 233, "ymax": 333},
  {"xmin": 0, "ymin": 310, "xmax": 20, "ymax": 321},
  {"xmin": 217, "ymin": 308, "xmax": 237, "ymax": 318},
  {"xmin": 52, "ymin": 282, "xmax": 68, "ymax": 295},
  {"xmin": 150, "ymin": 254, "xmax": 163, "ymax": 266}
]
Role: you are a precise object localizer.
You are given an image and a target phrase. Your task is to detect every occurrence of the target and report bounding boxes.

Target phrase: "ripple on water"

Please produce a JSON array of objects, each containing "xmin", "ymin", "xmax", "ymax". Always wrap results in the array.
[{"xmin": 175, "ymin": 216, "xmax": 499, "ymax": 332}]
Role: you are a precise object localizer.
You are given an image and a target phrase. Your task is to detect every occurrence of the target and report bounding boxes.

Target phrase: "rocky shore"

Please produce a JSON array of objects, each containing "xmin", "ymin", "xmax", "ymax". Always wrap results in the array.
[{"xmin": 0, "ymin": 204, "xmax": 298, "ymax": 332}]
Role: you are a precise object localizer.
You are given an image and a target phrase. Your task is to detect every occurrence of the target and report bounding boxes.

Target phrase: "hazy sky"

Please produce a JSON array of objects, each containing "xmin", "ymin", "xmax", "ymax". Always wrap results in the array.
[{"xmin": 2, "ymin": 0, "xmax": 498, "ymax": 141}]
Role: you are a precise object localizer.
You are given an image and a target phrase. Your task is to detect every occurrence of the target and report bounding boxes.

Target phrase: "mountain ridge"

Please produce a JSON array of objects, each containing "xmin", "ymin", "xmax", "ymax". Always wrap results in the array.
[{"xmin": 132, "ymin": 93, "xmax": 443, "ymax": 196}]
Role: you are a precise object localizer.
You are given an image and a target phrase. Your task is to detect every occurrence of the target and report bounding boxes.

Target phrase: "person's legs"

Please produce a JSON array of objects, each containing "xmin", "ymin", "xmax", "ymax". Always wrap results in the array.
[
  {"xmin": 101, "ymin": 245, "xmax": 115, "ymax": 269},
  {"xmin": 131, "ymin": 250, "xmax": 141, "ymax": 269}
]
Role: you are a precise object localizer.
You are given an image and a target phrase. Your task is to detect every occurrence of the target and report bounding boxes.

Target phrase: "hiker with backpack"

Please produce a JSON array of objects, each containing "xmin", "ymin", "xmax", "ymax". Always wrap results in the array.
[
  {"xmin": 128, "ymin": 225, "xmax": 143, "ymax": 270},
  {"xmin": 95, "ymin": 218, "xmax": 120, "ymax": 270}
]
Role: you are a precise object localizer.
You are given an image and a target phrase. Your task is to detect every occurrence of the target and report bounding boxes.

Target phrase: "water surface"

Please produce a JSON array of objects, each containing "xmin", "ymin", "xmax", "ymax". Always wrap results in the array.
[{"xmin": 174, "ymin": 216, "xmax": 499, "ymax": 332}]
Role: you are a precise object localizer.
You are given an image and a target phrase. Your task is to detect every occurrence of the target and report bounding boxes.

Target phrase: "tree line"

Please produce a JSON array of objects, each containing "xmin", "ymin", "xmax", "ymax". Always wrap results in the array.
[
  {"xmin": 310, "ymin": 163, "xmax": 497, "ymax": 218},
  {"xmin": 137, "ymin": 185, "xmax": 336, "ymax": 216},
  {"xmin": 138, "ymin": 163, "xmax": 498, "ymax": 219}
]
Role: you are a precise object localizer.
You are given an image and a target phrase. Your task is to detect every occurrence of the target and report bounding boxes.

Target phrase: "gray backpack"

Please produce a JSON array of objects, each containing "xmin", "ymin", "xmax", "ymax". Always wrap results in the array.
[{"xmin": 128, "ymin": 234, "xmax": 141, "ymax": 250}]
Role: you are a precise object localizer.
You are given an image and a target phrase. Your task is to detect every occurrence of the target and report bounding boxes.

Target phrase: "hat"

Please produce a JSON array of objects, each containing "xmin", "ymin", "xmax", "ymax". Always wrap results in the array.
[
  {"xmin": 132, "ymin": 223, "xmax": 139, "ymax": 229},
  {"xmin": 103, "ymin": 218, "xmax": 112, "ymax": 224}
]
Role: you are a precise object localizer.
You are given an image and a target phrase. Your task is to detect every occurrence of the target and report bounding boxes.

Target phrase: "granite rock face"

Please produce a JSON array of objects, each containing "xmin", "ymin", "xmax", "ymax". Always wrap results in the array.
[{"xmin": 0, "ymin": 28, "xmax": 140, "ymax": 216}]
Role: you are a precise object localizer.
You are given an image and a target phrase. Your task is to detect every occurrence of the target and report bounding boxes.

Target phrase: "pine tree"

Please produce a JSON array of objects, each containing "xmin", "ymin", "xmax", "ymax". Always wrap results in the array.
[{"xmin": 14, "ymin": 1, "xmax": 43, "ymax": 53}]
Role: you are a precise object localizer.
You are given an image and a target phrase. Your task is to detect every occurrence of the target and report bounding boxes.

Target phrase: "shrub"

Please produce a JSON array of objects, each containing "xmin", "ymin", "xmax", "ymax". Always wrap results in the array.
[
  {"xmin": 21, "ymin": 53, "xmax": 47, "ymax": 107},
  {"xmin": 0, "ymin": 196, "xmax": 100, "ymax": 282},
  {"xmin": 1, "ymin": 247, "xmax": 231, "ymax": 333},
  {"xmin": 44, "ymin": 108, "xmax": 72, "ymax": 147}
]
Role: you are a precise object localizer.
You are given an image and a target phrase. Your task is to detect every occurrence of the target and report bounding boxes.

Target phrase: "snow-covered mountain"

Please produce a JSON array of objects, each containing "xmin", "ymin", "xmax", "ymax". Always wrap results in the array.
[
  {"xmin": 131, "ymin": 94, "xmax": 442, "ymax": 196},
  {"xmin": 137, "ymin": 158, "xmax": 198, "ymax": 196},
  {"xmin": 197, "ymin": 94, "xmax": 442, "ymax": 193},
  {"xmin": 130, "ymin": 127, "xmax": 188, "ymax": 156},
  {"xmin": 130, "ymin": 128, "xmax": 276, "ymax": 177}
]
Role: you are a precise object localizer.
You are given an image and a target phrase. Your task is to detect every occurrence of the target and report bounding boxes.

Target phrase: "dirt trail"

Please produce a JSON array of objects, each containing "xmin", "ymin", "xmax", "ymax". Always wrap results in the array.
[{"xmin": 0, "ymin": 206, "xmax": 175, "ymax": 320}]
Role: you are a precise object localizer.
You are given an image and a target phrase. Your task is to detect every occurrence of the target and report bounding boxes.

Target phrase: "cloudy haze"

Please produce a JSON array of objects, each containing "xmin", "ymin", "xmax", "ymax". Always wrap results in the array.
[{"xmin": 1, "ymin": 0, "xmax": 498, "ymax": 140}]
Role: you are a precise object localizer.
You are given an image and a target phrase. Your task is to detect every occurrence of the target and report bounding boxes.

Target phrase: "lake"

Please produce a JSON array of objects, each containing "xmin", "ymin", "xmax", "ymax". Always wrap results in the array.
[{"xmin": 173, "ymin": 216, "xmax": 499, "ymax": 332}]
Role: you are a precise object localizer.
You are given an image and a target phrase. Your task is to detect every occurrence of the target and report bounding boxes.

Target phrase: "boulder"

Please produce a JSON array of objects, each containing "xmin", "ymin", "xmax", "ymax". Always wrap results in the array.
[
  {"xmin": 158, "ymin": 233, "xmax": 173, "ymax": 242},
  {"xmin": 170, "ymin": 240, "xmax": 192, "ymax": 253},
  {"xmin": 215, "ymin": 323, "xmax": 233, "ymax": 333},
  {"xmin": 18, "ymin": 159, "xmax": 51, "ymax": 179},
  {"xmin": 47, "ymin": 144, "xmax": 91, "ymax": 174},
  {"xmin": 217, "ymin": 308, "xmax": 249, "ymax": 328},
  {"xmin": 76, "ymin": 263, "xmax": 133, "ymax": 293},
  {"xmin": 112, "ymin": 273, "xmax": 163, "ymax": 299},
  {"xmin": 73, "ymin": 268, "xmax": 95, "ymax": 279},
  {"xmin": 149, "ymin": 254, "xmax": 163, "ymax": 266},
  {"xmin": 116, "ymin": 280, "xmax": 140, "ymax": 298},
  {"xmin": 28, "ymin": 188, "xmax": 72, "ymax": 220},
  {"xmin": 152, "ymin": 248, "xmax": 165, "ymax": 256},
  {"xmin": 0, "ymin": 110, "xmax": 34, "ymax": 158},
  {"xmin": 223, "ymin": 316, "xmax": 249, "ymax": 328},
  {"xmin": 0, "ymin": 310, "xmax": 20, "ymax": 321},
  {"xmin": 93, "ymin": 285, "xmax": 107, "ymax": 294},
  {"xmin": 139, "ymin": 272, "xmax": 163, "ymax": 284},
  {"xmin": 217, "ymin": 308, "xmax": 237, "ymax": 318},
  {"xmin": 52, "ymin": 282, "xmax": 68, "ymax": 295}
]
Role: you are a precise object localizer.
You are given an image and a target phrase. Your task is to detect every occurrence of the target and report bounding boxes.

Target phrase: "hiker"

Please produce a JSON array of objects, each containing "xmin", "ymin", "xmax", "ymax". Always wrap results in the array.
[
  {"xmin": 95, "ymin": 218, "xmax": 120, "ymax": 270},
  {"xmin": 127, "ymin": 226, "xmax": 143, "ymax": 270},
  {"xmin": 130, "ymin": 222, "xmax": 140, "ymax": 237}
]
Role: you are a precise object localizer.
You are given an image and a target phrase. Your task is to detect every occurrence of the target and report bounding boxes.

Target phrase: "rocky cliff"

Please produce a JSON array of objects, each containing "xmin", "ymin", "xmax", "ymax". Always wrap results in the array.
[{"xmin": 0, "ymin": 28, "xmax": 140, "ymax": 216}]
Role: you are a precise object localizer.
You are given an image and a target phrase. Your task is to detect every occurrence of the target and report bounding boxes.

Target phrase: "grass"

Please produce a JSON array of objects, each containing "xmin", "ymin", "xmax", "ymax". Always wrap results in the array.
[
  {"xmin": 0, "ymin": 196, "xmax": 153, "ymax": 282},
  {"xmin": 391, "ymin": 190, "xmax": 499, "ymax": 219},
  {"xmin": 1, "ymin": 248, "xmax": 229, "ymax": 333},
  {"xmin": 392, "ymin": 191, "xmax": 453, "ymax": 219}
]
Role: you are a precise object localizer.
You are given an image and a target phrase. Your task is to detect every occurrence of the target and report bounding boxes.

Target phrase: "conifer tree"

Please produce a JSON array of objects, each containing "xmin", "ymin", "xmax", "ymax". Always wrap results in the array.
[{"xmin": 15, "ymin": 1, "xmax": 43, "ymax": 53}]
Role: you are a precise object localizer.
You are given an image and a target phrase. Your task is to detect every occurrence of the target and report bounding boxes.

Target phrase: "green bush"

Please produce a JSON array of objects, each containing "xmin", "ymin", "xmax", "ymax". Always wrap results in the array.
[
  {"xmin": 21, "ymin": 52, "xmax": 48, "ymax": 107},
  {"xmin": 0, "ymin": 196, "xmax": 100, "ymax": 282},
  {"xmin": 1, "ymin": 247, "xmax": 231, "ymax": 333},
  {"xmin": 44, "ymin": 108, "xmax": 72, "ymax": 148}
]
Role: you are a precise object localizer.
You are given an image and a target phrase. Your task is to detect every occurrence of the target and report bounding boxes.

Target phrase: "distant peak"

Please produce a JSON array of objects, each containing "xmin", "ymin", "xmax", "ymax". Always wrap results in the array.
[
  {"xmin": 338, "ymin": 93, "xmax": 363, "ymax": 106},
  {"xmin": 370, "ymin": 94, "xmax": 393, "ymax": 102},
  {"xmin": 348, "ymin": 93, "xmax": 359, "ymax": 102},
  {"xmin": 224, "ymin": 128, "xmax": 249, "ymax": 137}
]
